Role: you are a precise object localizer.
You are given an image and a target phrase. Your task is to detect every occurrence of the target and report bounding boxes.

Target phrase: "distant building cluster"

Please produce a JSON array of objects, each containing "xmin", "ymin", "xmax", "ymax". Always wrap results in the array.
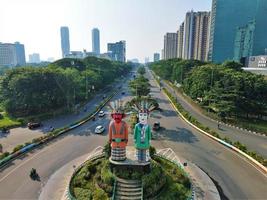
[
  {"xmin": 162, "ymin": 11, "xmax": 210, "ymax": 62},
  {"xmin": 161, "ymin": 0, "xmax": 267, "ymax": 67},
  {"xmin": 61, "ymin": 26, "xmax": 126, "ymax": 62},
  {"xmin": 0, "ymin": 42, "xmax": 26, "ymax": 67}
]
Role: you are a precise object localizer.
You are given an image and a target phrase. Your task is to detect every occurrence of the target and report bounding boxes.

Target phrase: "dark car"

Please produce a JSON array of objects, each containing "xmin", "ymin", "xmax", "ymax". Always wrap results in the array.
[
  {"xmin": 27, "ymin": 122, "xmax": 42, "ymax": 129},
  {"xmin": 0, "ymin": 128, "xmax": 9, "ymax": 134},
  {"xmin": 121, "ymin": 91, "xmax": 125, "ymax": 95},
  {"xmin": 153, "ymin": 122, "xmax": 160, "ymax": 131}
]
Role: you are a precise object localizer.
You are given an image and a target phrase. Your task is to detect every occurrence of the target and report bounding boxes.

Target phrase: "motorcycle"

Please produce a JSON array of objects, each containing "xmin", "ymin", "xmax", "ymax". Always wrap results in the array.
[{"xmin": 30, "ymin": 168, "xmax": 39, "ymax": 180}]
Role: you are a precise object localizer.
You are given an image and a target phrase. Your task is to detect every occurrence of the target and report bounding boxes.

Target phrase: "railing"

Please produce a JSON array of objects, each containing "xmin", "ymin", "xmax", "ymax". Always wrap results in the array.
[
  {"xmin": 154, "ymin": 149, "xmax": 195, "ymax": 200},
  {"xmin": 111, "ymin": 179, "xmax": 117, "ymax": 200}
]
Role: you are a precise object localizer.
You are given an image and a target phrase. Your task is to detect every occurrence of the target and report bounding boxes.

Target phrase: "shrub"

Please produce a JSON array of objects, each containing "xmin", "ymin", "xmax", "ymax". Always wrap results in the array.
[
  {"xmin": 0, "ymin": 152, "xmax": 10, "ymax": 160},
  {"xmin": 12, "ymin": 144, "xmax": 24, "ymax": 153},
  {"xmin": 73, "ymin": 188, "xmax": 92, "ymax": 200},
  {"xmin": 103, "ymin": 142, "xmax": 111, "ymax": 158},
  {"xmin": 0, "ymin": 114, "xmax": 3, "ymax": 119},
  {"xmin": 101, "ymin": 161, "xmax": 114, "ymax": 185},
  {"xmin": 92, "ymin": 188, "xmax": 108, "ymax": 200},
  {"xmin": 149, "ymin": 146, "xmax": 156, "ymax": 158}
]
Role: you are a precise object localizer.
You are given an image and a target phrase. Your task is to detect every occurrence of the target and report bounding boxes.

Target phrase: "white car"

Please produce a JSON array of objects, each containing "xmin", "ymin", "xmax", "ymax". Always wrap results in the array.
[
  {"xmin": 95, "ymin": 125, "xmax": 105, "ymax": 134},
  {"xmin": 98, "ymin": 110, "xmax": 105, "ymax": 117}
]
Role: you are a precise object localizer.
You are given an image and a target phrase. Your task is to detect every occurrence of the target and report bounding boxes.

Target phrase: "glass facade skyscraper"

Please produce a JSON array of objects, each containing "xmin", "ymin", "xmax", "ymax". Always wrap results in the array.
[
  {"xmin": 92, "ymin": 28, "xmax": 100, "ymax": 56},
  {"xmin": 107, "ymin": 41, "xmax": 126, "ymax": 62},
  {"xmin": 209, "ymin": 0, "xmax": 267, "ymax": 63},
  {"xmin": 60, "ymin": 26, "xmax": 70, "ymax": 58}
]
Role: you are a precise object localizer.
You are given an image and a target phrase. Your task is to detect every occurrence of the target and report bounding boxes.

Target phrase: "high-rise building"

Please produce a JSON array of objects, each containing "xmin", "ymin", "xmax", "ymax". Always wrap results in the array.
[
  {"xmin": 14, "ymin": 42, "xmax": 26, "ymax": 66},
  {"xmin": 92, "ymin": 28, "xmax": 100, "ymax": 55},
  {"xmin": 182, "ymin": 11, "xmax": 210, "ymax": 61},
  {"xmin": 209, "ymin": 0, "xmax": 267, "ymax": 63},
  {"xmin": 183, "ymin": 11, "xmax": 195, "ymax": 60},
  {"xmin": 193, "ymin": 12, "xmax": 210, "ymax": 61},
  {"xmin": 177, "ymin": 22, "xmax": 184, "ymax": 58},
  {"xmin": 60, "ymin": 26, "xmax": 70, "ymax": 58},
  {"xmin": 153, "ymin": 53, "xmax": 160, "ymax": 62},
  {"xmin": 107, "ymin": 41, "xmax": 126, "ymax": 62},
  {"xmin": 163, "ymin": 33, "xmax": 177, "ymax": 60},
  {"xmin": 29, "ymin": 53, "xmax": 40, "ymax": 63},
  {"xmin": 0, "ymin": 42, "xmax": 26, "ymax": 67}
]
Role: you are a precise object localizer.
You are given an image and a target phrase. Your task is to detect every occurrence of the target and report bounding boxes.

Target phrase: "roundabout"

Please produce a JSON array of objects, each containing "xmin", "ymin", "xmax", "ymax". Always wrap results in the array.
[{"xmin": 67, "ymin": 146, "xmax": 192, "ymax": 200}]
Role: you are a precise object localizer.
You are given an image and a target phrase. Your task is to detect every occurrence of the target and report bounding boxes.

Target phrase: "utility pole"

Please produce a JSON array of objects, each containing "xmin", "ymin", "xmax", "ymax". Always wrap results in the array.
[{"xmin": 85, "ymin": 69, "xmax": 88, "ymax": 100}]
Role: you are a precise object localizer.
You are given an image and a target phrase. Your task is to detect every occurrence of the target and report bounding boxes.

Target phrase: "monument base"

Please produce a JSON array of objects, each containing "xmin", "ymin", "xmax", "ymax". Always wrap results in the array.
[{"xmin": 109, "ymin": 146, "xmax": 151, "ymax": 173}]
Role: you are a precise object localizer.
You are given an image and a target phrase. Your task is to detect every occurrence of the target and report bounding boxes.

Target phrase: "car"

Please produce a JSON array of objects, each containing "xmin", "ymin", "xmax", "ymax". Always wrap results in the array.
[
  {"xmin": 95, "ymin": 125, "xmax": 105, "ymax": 134},
  {"xmin": 0, "ymin": 128, "xmax": 9, "ymax": 134},
  {"xmin": 27, "ymin": 122, "xmax": 42, "ymax": 129},
  {"xmin": 102, "ymin": 95, "xmax": 106, "ymax": 99},
  {"xmin": 121, "ymin": 91, "xmax": 125, "ymax": 95},
  {"xmin": 153, "ymin": 122, "xmax": 160, "ymax": 131},
  {"xmin": 98, "ymin": 110, "xmax": 105, "ymax": 117}
]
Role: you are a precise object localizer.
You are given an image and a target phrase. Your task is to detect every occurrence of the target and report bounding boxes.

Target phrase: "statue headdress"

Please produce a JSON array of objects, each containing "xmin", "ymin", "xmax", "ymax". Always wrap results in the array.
[{"xmin": 108, "ymin": 100, "xmax": 126, "ymax": 117}]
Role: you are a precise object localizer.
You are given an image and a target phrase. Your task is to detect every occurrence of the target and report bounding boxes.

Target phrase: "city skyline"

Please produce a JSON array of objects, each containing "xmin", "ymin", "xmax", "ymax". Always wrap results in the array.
[{"xmin": 0, "ymin": 0, "xmax": 211, "ymax": 62}]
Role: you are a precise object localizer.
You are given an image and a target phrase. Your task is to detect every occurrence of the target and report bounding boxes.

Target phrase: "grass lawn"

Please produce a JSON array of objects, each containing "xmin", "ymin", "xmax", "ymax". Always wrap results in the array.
[{"xmin": 0, "ymin": 112, "xmax": 21, "ymax": 129}]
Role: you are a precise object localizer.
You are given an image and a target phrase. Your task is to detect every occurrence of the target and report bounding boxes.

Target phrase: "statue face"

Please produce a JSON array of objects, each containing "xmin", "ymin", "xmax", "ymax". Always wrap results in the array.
[
  {"xmin": 139, "ymin": 112, "xmax": 148, "ymax": 124},
  {"xmin": 113, "ymin": 113, "xmax": 123, "ymax": 123}
]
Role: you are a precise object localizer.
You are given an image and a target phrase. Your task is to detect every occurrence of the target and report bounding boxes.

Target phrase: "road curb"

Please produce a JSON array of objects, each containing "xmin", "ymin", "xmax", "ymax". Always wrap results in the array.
[{"xmin": 150, "ymin": 70, "xmax": 267, "ymax": 176}]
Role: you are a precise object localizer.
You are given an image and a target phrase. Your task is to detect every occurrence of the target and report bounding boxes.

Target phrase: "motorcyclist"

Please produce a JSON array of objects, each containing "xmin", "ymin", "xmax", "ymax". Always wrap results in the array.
[{"xmin": 30, "ymin": 168, "xmax": 37, "ymax": 177}]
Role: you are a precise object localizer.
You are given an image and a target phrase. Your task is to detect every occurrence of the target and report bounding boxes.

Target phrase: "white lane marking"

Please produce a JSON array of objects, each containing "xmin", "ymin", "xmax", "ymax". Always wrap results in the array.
[
  {"xmin": 152, "ymin": 75, "xmax": 267, "ymax": 178},
  {"xmin": 0, "ymin": 120, "xmax": 103, "ymax": 183}
]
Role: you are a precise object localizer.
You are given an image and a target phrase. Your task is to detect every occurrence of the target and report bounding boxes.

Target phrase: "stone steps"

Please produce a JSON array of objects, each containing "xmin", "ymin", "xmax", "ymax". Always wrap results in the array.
[{"xmin": 114, "ymin": 177, "xmax": 143, "ymax": 200}]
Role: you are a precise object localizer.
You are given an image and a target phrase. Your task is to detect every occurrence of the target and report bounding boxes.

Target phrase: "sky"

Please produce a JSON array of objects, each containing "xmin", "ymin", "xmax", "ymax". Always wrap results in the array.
[{"xmin": 0, "ymin": 0, "xmax": 212, "ymax": 63}]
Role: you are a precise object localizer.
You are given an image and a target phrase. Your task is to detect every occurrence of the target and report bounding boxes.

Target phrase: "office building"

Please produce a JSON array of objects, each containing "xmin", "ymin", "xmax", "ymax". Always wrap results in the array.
[
  {"xmin": 65, "ymin": 51, "xmax": 84, "ymax": 59},
  {"xmin": 107, "ymin": 41, "xmax": 126, "ymax": 62},
  {"xmin": 153, "ymin": 53, "xmax": 160, "ymax": 62},
  {"xmin": 14, "ymin": 42, "xmax": 26, "ymax": 66},
  {"xmin": 0, "ymin": 42, "xmax": 26, "ymax": 67},
  {"xmin": 209, "ymin": 0, "xmax": 267, "ymax": 63},
  {"xmin": 29, "ymin": 53, "xmax": 40, "ymax": 63},
  {"xmin": 181, "ymin": 11, "xmax": 210, "ymax": 61},
  {"xmin": 244, "ymin": 55, "xmax": 267, "ymax": 68},
  {"xmin": 193, "ymin": 12, "xmax": 210, "ymax": 61},
  {"xmin": 183, "ymin": 11, "xmax": 195, "ymax": 60},
  {"xmin": 60, "ymin": 26, "xmax": 70, "ymax": 58},
  {"xmin": 163, "ymin": 33, "xmax": 177, "ymax": 60},
  {"xmin": 92, "ymin": 28, "xmax": 100, "ymax": 56},
  {"xmin": 177, "ymin": 23, "xmax": 184, "ymax": 58}
]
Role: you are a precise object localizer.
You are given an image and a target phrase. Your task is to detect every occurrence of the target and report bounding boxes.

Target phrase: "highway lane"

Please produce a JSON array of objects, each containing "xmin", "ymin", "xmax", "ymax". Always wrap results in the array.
[
  {"xmin": 161, "ymin": 79, "xmax": 267, "ymax": 158},
  {"xmin": 0, "ymin": 72, "xmax": 134, "ymax": 199},
  {"xmin": 0, "ymin": 68, "xmax": 266, "ymax": 200},
  {"xmin": 147, "ymin": 70, "xmax": 267, "ymax": 200}
]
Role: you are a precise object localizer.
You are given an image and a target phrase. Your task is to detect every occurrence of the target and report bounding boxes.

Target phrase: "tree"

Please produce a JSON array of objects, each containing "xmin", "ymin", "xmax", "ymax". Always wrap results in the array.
[
  {"xmin": 137, "ymin": 66, "xmax": 145, "ymax": 75},
  {"xmin": 128, "ymin": 75, "xmax": 150, "ymax": 97}
]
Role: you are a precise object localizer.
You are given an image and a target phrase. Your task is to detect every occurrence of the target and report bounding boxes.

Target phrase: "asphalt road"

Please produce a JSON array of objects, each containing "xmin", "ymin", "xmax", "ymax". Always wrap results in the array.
[
  {"xmin": 146, "ymin": 70, "xmax": 266, "ymax": 200},
  {"xmin": 0, "ymin": 69, "xmax": 266, "ymax": 200},
  {"xmin": 161, "ymin": 79, "xmax": 267, "ymax": 158}
]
